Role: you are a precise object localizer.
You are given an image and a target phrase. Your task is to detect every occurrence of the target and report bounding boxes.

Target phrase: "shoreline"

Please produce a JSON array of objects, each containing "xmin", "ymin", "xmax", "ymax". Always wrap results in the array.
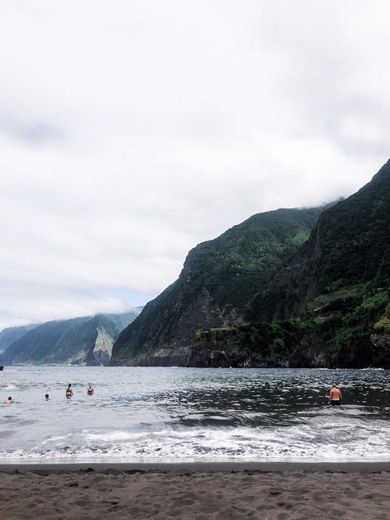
[{"xmin": 1, "ymin": 460, "xmax": 390, "ymax": 473}]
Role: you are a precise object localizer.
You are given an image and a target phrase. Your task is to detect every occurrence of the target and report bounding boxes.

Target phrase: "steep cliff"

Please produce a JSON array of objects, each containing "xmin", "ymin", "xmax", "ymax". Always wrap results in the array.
[
  {"xmin": 112, "ymin": 207, "xmax": 324, "ymax": 365},
  {"xmin": 193, "ymin": 288, "xmax": 389, "ymax": 368},
  {"xmin": 371, "ymin": 303, "xmax": 390, "ymax": 367},
  {"xmin": 197, "ymin": 161, "xmax": 390, "ymax": 368},
  {"xmin": 247, "ymin": 160, "xmax": 390, "ymax": 321},
  {"xmin": 113, "ymin": 160, "xmax": 390, "ymax": 368}
]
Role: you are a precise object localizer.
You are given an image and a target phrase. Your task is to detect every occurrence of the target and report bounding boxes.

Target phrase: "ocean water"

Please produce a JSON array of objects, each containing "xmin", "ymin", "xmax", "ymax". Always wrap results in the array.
[{"xmin": 1, "ymin": 366, "xmax": 390, "ymax": 463}]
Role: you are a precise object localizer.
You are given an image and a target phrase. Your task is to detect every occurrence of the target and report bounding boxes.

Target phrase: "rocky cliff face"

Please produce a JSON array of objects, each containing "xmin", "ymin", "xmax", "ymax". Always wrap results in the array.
[
  {"xmin": 92, "ymin": 326, "xmax": 117, "ymax": 365},
  {"xmin": 112, "ymin": 207, "xmax": 324, "ymax": 365},
  {"xmin": 371, "ymin": 304, "xmax": 390, "ymax": 367},
  {"xmin": 190, "ymin": 324, "xmax": 329, "ymax": 368},
  {"xmin": 0, "ymin": 309, "xmax": 141, "ymax": 365},
  {"xmin": 194, "ymin": 289, "xmax": 389, "ymax": 368}
]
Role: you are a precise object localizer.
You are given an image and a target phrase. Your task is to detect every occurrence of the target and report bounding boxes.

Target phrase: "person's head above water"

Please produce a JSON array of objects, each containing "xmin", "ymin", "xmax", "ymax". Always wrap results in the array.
[
  {"xmin": 45, "ymin": 393, "xmax": 49, "ymax": 399},
  {"xmin": 8, "ymin": 396, "xmax": 12, "ymax": 400},
  {"xmin": 67, "ymin": 384, "xmax": 72, "ymax": 388}
]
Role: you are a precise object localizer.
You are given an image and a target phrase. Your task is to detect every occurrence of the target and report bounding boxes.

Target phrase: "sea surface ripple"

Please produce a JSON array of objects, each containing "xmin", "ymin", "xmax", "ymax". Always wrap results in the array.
[{"xmin": 1, "ymin": 366, "xmax": 389, "ymax": 463}]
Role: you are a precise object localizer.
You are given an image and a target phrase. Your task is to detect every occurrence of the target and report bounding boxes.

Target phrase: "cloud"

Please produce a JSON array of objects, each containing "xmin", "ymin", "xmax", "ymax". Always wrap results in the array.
[{"xmin": 0, "ymin": 0, "xmax": 389, "ymax": 328}]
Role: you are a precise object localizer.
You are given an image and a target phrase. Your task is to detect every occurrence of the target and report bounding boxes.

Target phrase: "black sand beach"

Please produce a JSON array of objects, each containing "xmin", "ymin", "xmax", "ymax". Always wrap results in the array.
[{"xmin": 1, "ymin": 463, "xmax": 390, "ymax": 519}]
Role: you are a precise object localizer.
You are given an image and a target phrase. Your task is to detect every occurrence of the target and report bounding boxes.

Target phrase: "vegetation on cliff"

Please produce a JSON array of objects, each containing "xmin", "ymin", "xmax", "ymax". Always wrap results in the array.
[
  {"xmin": 198, "ymin": 160, "xmax": 390, "ymax": 368},
  {"xmin": 112, "ymin": 207, "xmax": 324, "ymax": 364},
  {"xmin": 181, "ymin": 208, "xmax": 323, "ymax": 310},
  {"xmin": 247, "ymin": 160, "xmax": 390, "ymax": 321},
  {"xmin": 195, "ymin": 285, "xmax": 389, "ymax": 368}
]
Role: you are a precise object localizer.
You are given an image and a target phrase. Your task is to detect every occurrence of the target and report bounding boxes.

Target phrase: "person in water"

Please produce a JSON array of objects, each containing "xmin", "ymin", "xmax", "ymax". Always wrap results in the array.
[
  {"xmin": 87, "ymin": 384, "xmax": 94, "ymax": 396},
  {"xmin": 66, "ymin": 384, "xmax": 73, "ymax": 398},
  {"xmin": 5, "ymin": 396, "xmax": 13, "ymax": 404},
  {"xmin": 329, "ymin": 384, "xmax": 342, "ymax": 406},
  {"xmin": 45, "ymin": 393, "xmax": 50, "ymax": 400}
]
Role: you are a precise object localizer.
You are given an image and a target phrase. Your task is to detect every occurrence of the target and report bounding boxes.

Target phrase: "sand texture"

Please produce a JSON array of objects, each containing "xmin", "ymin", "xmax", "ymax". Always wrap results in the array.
[{"xmin": 1, "ymin": 470, "xmax": 390, "ymax": 519}]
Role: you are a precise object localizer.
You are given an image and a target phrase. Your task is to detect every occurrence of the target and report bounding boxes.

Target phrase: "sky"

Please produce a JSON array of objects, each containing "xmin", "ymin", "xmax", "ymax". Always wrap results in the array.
[{"xmin": 1, "ymin": 1, "xmax": 389, "ymax": 330}]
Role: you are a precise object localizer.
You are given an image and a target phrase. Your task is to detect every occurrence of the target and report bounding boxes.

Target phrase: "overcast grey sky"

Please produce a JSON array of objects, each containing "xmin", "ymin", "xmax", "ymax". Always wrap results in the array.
[{"xmin": 1, "ymin": 1, "xmax": 389, "ymax": 329}]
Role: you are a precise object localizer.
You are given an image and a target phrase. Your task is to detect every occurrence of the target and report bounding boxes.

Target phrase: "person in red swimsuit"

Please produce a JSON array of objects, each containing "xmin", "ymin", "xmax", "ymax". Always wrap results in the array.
[{"xmin": 329, "ymin": 384, "xmax": 342, "ymax": 406}]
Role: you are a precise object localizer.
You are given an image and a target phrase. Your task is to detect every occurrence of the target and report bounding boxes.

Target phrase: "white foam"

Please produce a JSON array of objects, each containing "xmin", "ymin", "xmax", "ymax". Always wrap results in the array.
[{"xmin": 1, "ymin": 421, "xmax": 390, "ymax": 463}]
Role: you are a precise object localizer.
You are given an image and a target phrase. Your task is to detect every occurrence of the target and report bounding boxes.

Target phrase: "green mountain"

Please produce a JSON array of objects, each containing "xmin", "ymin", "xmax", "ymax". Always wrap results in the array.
[
  {"xmin": 1, "ymin": 309, "xmax": 141, "ymax": 365},
  {"xmin": 248, "ymin": 159, "xmax": 390, "ymax": 322},
  {"xmin": 112, "ymin": 207, "xmax": 324, "ymax": 365},
  {"xmin": 194, "ymin": 160, "xmax": 390, "ymax": 368},
  {"xmin": 0, "ymin": 324, "xmax": 38, "ymax": 355}
]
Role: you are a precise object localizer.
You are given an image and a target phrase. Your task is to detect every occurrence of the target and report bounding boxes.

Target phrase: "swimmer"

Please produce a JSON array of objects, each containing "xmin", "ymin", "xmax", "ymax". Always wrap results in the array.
[
  {"xmin": 87, "ymin": 384, "xmax": 94, "ymax": 396},
  {"xmin": 66, "ymin": 384, "xmax": 73, "ymax": 398},
  {"xmin": 5, "ymin": 396, "xmax": 13, "ymax": 404},
  {"xmin": 45, "ymin": 393, "xmax": 50, "ymax": 400},
  {"xmin": 329, "ymin": 384, "xmax": 342, "ymax": 406}
]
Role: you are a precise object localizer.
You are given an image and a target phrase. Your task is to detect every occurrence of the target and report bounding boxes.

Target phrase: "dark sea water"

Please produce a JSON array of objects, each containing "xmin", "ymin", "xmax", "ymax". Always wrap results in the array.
[{"xmin": 1, "ymin": 366, "xmax": 390, "ymax": 463}]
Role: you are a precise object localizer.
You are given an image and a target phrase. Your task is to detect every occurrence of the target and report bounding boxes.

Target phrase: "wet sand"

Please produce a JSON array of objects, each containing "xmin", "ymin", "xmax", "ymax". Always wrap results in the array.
[{"xmin": 1, "ymin": 463, "xmax": 390, "ymax": 519}]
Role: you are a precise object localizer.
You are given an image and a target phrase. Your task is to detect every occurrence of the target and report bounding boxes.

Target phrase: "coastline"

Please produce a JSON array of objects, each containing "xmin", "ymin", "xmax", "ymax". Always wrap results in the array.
[
  {"xmin": 1, "ymin": 460, "xmax": 390, "ymax": 473},
  {"xmin": 3, "ymin": 366, "xmax": 390, "ymax": 518}
]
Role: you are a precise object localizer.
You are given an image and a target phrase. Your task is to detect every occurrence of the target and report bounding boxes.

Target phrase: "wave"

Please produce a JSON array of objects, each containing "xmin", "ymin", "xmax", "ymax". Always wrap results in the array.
[{"xmin": 1, "ymin": 421, "xmax": 390, "ymax": 463}]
